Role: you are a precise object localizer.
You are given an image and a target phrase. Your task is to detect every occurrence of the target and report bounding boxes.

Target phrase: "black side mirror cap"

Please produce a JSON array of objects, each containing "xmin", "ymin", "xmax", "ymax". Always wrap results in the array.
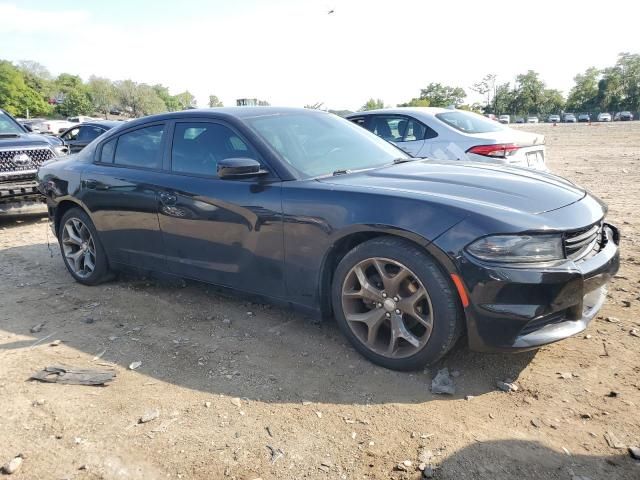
[{"xmin": 217, "ymin": 157, "xmax": 267, "ymax": 179}]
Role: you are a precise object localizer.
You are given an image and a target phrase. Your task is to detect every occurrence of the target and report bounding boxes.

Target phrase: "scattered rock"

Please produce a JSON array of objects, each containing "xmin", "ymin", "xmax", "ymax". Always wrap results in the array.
[
  {"xmin": 230, "ymin": 397, "xmax": 242, "ymax": 407},
  {"xmin": 395, "ymin": 462, "xmax": 409, "ymax": 472},
  {"xmin": 1, "ymin": 455, "xmax": 23, "ymax": 475},
  {"xmin": 605, "ymin": 316, "xmax": 619, "ymax": 323},
  {"xmin": 418, "ymin": 449, "xmax": 433, "ymax": 463},
  {"xmin": 630, "ymin": 329, "xmax": 639, "ymax": 337},
  {"xmin": 606, "ymin": 391, "xmax": 619, "ymax": 398},
  {"xmin": 50, "ymin": 339, "xmax": 61, "ymax": 347},
  {"xmin": 584, "ymin": 334, "xmax": 592, "ymax": 339},
  {"xmin": 108, "ymin": 336, "xmax": 118, "ymax": 341},
  {"xmin": 128, "ymin": 361, "xmax": 142, "ymax": 370},
  {"xmin": 465, "ymin": 395, "xmax": 475, "ymax": 401},
  {"xmin": 139, "ymin": 409, "xmax": 160, "ymax": 423},
  {"xmin": 422, "ymin": 465, "xmax": 435, "ymax": 478},
  {"xmin": 222, "ymin": 318, "xmax": 232, "ymax": 326},
  {"xmin": 531, "ymin": 418, "xmax": 542, "ymax": 428},
  {"xmin": 580, "ymin": 413, "xmax": 592, "ymax": 419},
  {"xmin": 621, "ymin": 300, "xmax": 631, "ymax": 307},
  {"xmin": 604, "ymin": 431, "xmax": 625, "ymax": 449},
  {"xmin": 84, "ymin": 317, "xmax": 95, "ymax": 324},
  {"xmin": 30, "ymin": 323, "xmax": 44, "ymax": 333},
  {"xmin": 315, "ymin": 411, "xmax": 323, "ymax": 418},
  {"xmin": 266, "ymin": 445, "xmax": 284, "ymax": 464},
  {"xmin": 496, "ymin": 380, "xmax": 518, "ymax": 392},
  {"xmin": 629, "ymin": 446, "xmax": 640, "ymax": 460},
  {"xmin": 33, "ymin": 399, "xmax": 46, "ymax": 406},
  {"xmin": 558, "ymin": 372, "xmax": 574, "ymax": 379},
  {"xmin": 431, "ymin": 368, "xmax": 455, "ymax": 395},
  {"xmin": 204, "ymin": 401, "xmax": 211, "ymax": 408},
  {"xmin": 450, "ymin": 370, "xmax": 461, "ymax": 377}
]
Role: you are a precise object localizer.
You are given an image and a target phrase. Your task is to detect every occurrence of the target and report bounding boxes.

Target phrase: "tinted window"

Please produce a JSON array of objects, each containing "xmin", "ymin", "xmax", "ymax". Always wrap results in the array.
[
  {"xmin": 435, "ymin": 111, "xmax": 505, "ymax": 133},
  {"xmin": 113, "ymin": 124, "xmax": 164, "ymax": 169},
  {"xmin": 0, "ymin": 112, "xmax": 25, "ymax": 134},
  {"xmin": 171, "ymin": 122, "xmax": 256, "ymax": 176},
  {"xmin": 367, "ymin": 116, "xmax": 437, "ymax": 142},
  {"xmin": 77, "ymin": 126, "xmax": 105, "ymax": 142},
  {"xmin": 100, "ymin": 137, "xmax": 116, "ymax": 163},
  {"xmin": 62, "ymin": 127, "xmax": 80, "ymax": 141}
]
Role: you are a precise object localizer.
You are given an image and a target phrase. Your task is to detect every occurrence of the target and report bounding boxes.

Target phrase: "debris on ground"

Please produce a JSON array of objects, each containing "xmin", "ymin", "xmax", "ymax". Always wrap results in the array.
[
  {"xmin": 231, "ymin": 397, "xmax": 242, "ymax": 407},
  {"xmin": 128, "ymin": 361, "xmax": 142, "ymax": 370},
  {"xmin": 139, "ymin": 409, "xmax": 160, "ymax": 424},
  {"xmin": 30, "ymin": 323, "xmax": 44, "ymax": 333},
  {"xmin": 604, "ymin": 431, "xmax": 625, "ymax": 449},
  {"xmin": 629, "ymin": 446, "xmax": 640, "ymax": 460},
  {"xmin": 558, "ymin": 372, "xmax": 574, "ymax": 379},
  {"xmin": 266, "ymin": 445, "xmax": 284, "ymax": 464},
  {"xmin": 496, "ymin": 380, "xmax": 519, "ymax": 392},
  {"xmin": 50, "ymin": 339, "xmax": 61, "ymax": 346},
  {"xmin": 30, "ymin": 365, "xmax": 116, "ymax": 386},
  {"xmin": 431, "ymin": 368, "xmax": 455, "ymax": 395},
  {"xmin": 630, "ymin": 329, "xmax": 639, "ymax": 337},
  {"xmin": 1, "ymin": 455, "xmax": 23, "ymax": 475}
]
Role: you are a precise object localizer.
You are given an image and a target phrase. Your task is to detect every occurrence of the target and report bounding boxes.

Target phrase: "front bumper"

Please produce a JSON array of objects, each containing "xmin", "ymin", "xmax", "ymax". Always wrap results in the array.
[
  {"xmin": 460, "ymin": 224, "xmax": 620, "ymax": 352},
  {"xmin": 0, "ymin": 180, "xmax": 47, "ymax": 216}
]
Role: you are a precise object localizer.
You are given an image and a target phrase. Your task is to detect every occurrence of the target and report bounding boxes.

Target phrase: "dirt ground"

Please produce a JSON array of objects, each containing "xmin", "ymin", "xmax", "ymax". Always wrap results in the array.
[{"xmin": 1, "ymin": 122, "xmax": 639, "ymax": 480}]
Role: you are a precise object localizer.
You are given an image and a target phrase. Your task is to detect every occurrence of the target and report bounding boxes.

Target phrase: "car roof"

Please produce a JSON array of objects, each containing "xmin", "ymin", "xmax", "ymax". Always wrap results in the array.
[
  {"xmin": 346, "ymin": 107, "xmax": 451, "ymax": 118},
  {"xmin": 80, "ymin": 120, "xmax": 122, "ymax": 128}
]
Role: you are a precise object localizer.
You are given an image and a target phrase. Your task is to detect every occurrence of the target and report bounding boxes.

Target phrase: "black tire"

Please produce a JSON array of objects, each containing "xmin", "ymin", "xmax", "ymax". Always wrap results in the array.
[
  {"xmin": 331, "ymin": 236, "xmax": 463, "ymax": 371},
  {"xmin": 58, "ymin": 207, "xmax": 112, "ymax": 285}
]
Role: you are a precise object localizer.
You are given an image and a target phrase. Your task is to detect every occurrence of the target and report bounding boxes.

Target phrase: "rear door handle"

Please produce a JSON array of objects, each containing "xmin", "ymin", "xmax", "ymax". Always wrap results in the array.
[{"xmin": 159, "ymin": 191, "xmax": 177, "ymax": 206}]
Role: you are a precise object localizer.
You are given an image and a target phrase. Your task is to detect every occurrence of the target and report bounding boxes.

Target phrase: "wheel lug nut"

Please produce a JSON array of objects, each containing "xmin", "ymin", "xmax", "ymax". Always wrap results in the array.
[
  {"xmin": 385, "ymin": 312, "xmax": 391, "ymax": 318},
  {"xmin": 395, "ymin": 309, "xmax": 401, "ymax": 315},
  {"xmin": 382, "ymin": 292, "xmax": 387, "ymax": 298},
  {"xmin": 393, "ymin": 297, "xmax": 399, "ymax": 302},
  {"xmin": 376, "ymin": 303, "xmax": 382, "ymax": 308}
]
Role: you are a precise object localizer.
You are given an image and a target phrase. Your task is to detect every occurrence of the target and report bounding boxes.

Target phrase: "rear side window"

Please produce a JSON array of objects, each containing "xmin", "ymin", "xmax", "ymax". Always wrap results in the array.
[
  {"xmin": 113, "ymin": 124, "xmax": 165, "ymax": 169},
  {"xmin": 99, "ymin": 138, "xmax": 116, "ymax": 163},
  {"xmin": 171, "ymin": 122, "xmax": 257, "ymax": 176},
  {"xmin": 367, "ymin": 115, "xmax": 437, "ymax": 142},
  {"xmin": 435, "ymin": 111, "xmax": 505, "ymax": 133},
  {"xmin": 77, "ymin": 126, "xmax": 105, "ymax": 142}
]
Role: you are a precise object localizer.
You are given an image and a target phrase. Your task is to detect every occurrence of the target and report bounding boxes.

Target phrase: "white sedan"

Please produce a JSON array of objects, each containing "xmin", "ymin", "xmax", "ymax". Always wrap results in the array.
[{"xmin": 346, "ymin": 108, "xmax": 547, "ymax": 171}]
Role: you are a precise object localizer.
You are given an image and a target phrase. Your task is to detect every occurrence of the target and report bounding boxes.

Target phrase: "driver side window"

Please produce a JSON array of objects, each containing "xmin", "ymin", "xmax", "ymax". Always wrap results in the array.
[
  {"xmin": 62, "ymin": 127, "xmax": 80, "ymax": 141},
  {"xmin": 171, "ymin": 122, "xmax": 257, "ymax": 177}
]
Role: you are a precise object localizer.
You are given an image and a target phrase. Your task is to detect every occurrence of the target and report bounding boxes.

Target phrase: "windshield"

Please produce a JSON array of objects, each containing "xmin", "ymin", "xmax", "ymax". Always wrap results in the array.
[
  {"xmin": 245, "ymin": 112, "xmax": 407, "ymax": 178},
  {"xmin": 435, "ymin": 110, "xmax": 505, "ymax": 134},
  {"xmin": 0, "ymin": 111, "xmax": 26, "ymax": 135}
]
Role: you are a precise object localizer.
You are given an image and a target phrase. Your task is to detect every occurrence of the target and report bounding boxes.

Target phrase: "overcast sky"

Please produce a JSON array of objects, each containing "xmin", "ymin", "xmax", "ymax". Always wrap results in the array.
[{"xmin": 1, "ymin": 0, "xmax": 638, "ymax": 110}]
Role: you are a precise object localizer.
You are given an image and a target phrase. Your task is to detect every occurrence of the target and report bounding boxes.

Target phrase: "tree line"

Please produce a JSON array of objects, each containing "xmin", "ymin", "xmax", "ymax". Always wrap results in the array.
[
  {"xmin": 0, "ymin": 59, "xmax": 224, "ymax": 118},
  {"xmin": 360, "ymin": 52, "xmax": 640, "ymax": 116}
]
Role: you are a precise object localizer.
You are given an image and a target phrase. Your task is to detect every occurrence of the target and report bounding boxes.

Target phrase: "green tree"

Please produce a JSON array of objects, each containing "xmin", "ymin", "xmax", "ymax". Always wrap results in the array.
[
  {"xmin": 16, "ymin": 60, "xmax": 53, "ymax": 100},
  {"xmin": 208, "ymin": 95, "xmax": 224, "ymax": 107},
  {"xmin": 56, "ymin": 89, "xmax": 93, "ymax": 117},
  {"xmin": 492, "ymin": 82, "xmax": 516, "ymax": 115},
  {"xmin": 0, "ymin": 60, "xmax": 51, "ymax": 117},
  {"xmin": 470, "ymin": 74, "xmax": 496, "ymax": 110},
  {"xmin": 397, "ymin": 98, "xmax": 430, "ymax": 107},
  {"xmin": 360, "ymin": 98, "xmax": 384, "ymax": 111},
  {"xmin": 152, "ymin": 84, "xmax": 181, "ymax": 111},
  {"xmin": 540, "ymin": 88, "xmax": 565, "ymax": 115},
  {"xmin": 137, "ymin": 84, "xmax": 167, "ymax": 115},
  {"xmin": 513, "ymin": 70, "xmax": 545, "ymax": 114},
  {"xmin": 88, "ymin": 76, "xmax": 115, "ymax": 118},
  {"xmin": 418, "ymin": 83, "xmax": 466, "ymax": 107},
  {"xmin": 566, "ymin": 67, "xmax": 600, "ymax": 112},
  {"xmin": 174, "ymin": 91, "xmax": 197, "ymax": 110}
]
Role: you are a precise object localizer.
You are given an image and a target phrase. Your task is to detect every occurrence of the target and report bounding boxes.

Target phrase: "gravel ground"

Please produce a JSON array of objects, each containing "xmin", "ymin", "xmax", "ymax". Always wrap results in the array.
[{"xmin": 1, "ymin": 122, "xmax": 639, "ymax": 480}]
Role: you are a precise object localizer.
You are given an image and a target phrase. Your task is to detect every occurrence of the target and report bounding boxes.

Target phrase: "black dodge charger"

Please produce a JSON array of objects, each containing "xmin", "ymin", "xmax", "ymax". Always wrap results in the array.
[{"xmin": 37, "ymin": 107, "xmax": 620, "ymax": 370}]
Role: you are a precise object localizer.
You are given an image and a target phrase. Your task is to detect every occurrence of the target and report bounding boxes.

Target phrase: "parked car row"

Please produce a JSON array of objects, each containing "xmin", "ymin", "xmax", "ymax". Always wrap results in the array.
[{"xmin": 497, "ymin": 112, "xmax": 635, "ymax": 124}]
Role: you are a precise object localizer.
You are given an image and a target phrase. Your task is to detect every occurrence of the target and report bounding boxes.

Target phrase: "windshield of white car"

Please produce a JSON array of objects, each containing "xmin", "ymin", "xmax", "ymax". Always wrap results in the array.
[
  {"xmin": 0, "ymin": 112, "xmax": 25, "ymax": 135},
  {"xmin": 435, "ymin": 110, "xmax": 506, "ymax": 134},
  {"xmin": 246, "ymin": 113, "xmax": 409, "ymax": 178}
]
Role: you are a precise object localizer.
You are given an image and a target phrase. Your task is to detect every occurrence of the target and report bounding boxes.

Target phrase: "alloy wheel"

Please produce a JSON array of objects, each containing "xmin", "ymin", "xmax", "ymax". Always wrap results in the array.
[
  {"xmin": 61, "ymin": 218, "xmax": 97, "ymax": 279},
  {"xmin": 341, "ymin": 257, "xmax": 434, "ymax": 359}
]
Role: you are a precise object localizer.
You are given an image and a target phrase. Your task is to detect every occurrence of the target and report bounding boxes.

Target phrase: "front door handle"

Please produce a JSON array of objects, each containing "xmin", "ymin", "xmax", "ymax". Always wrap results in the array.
[{"xmin": 159, "ymin": 191, "xmax": 178, "ymax": 206}]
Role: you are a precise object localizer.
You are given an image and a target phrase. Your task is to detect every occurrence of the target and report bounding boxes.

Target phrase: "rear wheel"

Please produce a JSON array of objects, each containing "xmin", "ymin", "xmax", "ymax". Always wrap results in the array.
[
  {"xmin": 332, "ymin": 237, "xmax": 463, "ymax": 371},
  {"xmin": 58, "ymin": 208, "xmax": 111, "ymax": 285}
]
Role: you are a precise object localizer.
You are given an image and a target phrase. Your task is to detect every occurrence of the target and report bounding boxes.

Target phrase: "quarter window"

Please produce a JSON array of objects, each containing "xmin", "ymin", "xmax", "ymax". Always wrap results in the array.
[
  {"xmin": 171, "ymin": 122, "xmax": 256, "ymax": 176},
  {"xmin": 113, "ymin": 124, "xmax": 165, "ymax": 169},
  {"xmin": 99, "ymin": 137, "xmax": 116, "ymax": 163}
]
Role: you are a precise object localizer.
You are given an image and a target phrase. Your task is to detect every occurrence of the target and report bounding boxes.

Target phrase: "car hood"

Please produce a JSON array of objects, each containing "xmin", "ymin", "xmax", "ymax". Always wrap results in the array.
[
  {"xmin": 467, "ymin": 128, "xmax": 544, "ymax": 147},
  {"xmin": 0, "ymin": 132, "xmax": 62, "ymax": 148},
  {"xmin": 319, "ymin": 160, "xmax": 585, "ymax": 215}
]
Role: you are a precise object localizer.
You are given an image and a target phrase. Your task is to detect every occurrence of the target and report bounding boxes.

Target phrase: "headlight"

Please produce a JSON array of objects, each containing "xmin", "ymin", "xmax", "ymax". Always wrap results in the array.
[
  {"xmin": 52, "ymin": 145, "xmax": 69, "ymax": 156},
  {"xmin": 466, "ymin": 234, "xmax": 563, "ymax": 263}
]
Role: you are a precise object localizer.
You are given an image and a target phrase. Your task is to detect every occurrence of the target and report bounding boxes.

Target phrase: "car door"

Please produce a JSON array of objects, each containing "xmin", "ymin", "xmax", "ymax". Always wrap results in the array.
[
  {"xmin": 362, "ymin": 115, "xmax": 434, "ymax": 157},
  {"xmin": 79, "ymin": 122, "xmax": 168, "ymax": 271},
  {"xmin": 154, "ymin": 120, "xmax": 285, "ymax": 297}
]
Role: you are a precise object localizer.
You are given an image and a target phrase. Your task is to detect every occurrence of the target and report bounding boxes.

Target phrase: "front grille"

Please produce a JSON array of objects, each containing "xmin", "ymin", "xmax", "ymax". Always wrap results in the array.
[
  {"xmin": 564, "ymin": 222, "xmax": 603, "ymax": 260},
  {"xmin": 0, "ymin": 147, "xmax": 55, "ymax": 175}
]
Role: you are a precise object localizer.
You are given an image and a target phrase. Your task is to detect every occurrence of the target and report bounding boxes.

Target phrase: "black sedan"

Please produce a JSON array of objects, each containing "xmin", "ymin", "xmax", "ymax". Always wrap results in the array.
[
  {"xmin": 37, "ymin": 108, "xmax": 620, "ymax": 370},
  {"xmin": 59, "ymin": 120, "xmax": 121, "ymax": 154}
]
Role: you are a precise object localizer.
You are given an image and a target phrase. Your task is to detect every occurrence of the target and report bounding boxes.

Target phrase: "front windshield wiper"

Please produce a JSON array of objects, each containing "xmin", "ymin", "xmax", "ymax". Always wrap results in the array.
[
  {"xmin": 0, "ymin": 133, "xmax": 21, "ymax": 139},
  {"xmin": 332, "ymin": 169, "xmax": 352, "ymax": 176},
  {"xmin": 392, "ymin": 157, "xmax": 418, "ymax": 164}
]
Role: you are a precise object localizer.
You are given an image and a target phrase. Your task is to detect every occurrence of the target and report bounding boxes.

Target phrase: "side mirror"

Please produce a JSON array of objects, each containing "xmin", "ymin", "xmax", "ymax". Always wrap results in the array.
[
  {"xmin": 22, "ymin": 124, "xmax": 33, "ymax": 132},
  {"xmin": 217, "ymin": 157, "xmax": 267, "ymax": 179}
]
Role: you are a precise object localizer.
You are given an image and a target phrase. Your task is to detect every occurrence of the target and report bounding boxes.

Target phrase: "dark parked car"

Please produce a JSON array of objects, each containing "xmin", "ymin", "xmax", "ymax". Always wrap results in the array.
[
  {"xmin": 0, "ymin": 108, "xmax": 68, "ymax": 215},
  {"xmin": 578, "ymin": 113, "xmax": 591, "ymax": 122},
  {"xmin": 614, "ymin": 111, "xmax": 634, "ymax": 121},
  {"xmin": 37, "ymin": 108, "xmax": 620, "ymax": 370},
  {"xmin": 59, "ymin": 120, "xmax": 121, "ymax": 154}
]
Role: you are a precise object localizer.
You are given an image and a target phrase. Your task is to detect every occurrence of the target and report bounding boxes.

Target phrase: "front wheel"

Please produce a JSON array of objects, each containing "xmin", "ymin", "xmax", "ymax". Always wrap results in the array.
[
  {"xmin": 331, "ymin": 237, "xmax": 463, "ymax": 371},
  {"xmin": 58, "ymin": 208, "xmax": 111, "ymax": 285}
]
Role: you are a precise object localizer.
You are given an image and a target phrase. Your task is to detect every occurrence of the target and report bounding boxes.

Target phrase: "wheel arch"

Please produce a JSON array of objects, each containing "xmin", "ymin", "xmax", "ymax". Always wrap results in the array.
[
  {"xmin": 317, "ymin": 225, "xmax": 462, "ymax": 319},
  {"xmin": 53, "ymin": 199, "xmax": 92, "ymax": 236}
]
